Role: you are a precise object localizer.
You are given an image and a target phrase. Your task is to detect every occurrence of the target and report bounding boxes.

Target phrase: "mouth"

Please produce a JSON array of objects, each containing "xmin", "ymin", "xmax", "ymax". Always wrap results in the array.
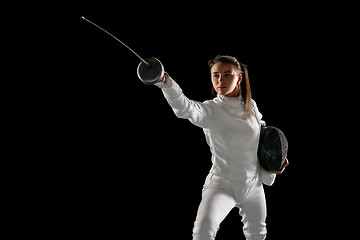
[{"xmin": 218, "ymin": 86, "xmax": 227, "ymax": 89}]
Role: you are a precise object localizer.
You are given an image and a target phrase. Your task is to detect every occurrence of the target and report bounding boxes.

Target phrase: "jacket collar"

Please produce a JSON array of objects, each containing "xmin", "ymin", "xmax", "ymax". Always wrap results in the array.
[{"xmin": 215, "ymin": 93, "xmax": 243, "ymax": 107}]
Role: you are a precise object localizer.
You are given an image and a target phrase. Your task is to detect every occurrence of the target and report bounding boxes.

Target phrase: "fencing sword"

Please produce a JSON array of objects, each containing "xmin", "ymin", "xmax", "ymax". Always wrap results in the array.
[{"xmin": 81, "ymin": 16, "xmax": 164, "ymax": 85}]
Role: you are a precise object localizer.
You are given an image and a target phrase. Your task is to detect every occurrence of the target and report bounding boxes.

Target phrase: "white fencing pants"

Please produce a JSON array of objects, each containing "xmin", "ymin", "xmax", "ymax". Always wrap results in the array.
[{"xmin": 192, "ymin": 173, "xmax": 267, "ymax": 240}]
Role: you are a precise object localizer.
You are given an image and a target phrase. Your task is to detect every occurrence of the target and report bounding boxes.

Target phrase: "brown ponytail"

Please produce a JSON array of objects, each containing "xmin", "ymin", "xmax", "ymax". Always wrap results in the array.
[
  {"xmin": 239, "ymin": 63, "xmax": 254, "ymax": 117},
  {"xmin": 208, "ymin": 55, "xmax": 254, "ymax": 117}
]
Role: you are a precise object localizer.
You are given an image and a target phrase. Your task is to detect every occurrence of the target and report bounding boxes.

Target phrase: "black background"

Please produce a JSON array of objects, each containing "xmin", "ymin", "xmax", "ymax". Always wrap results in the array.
[{"xmin": 4, "ymin": 2, "xmax": 354, "ymax": 239}]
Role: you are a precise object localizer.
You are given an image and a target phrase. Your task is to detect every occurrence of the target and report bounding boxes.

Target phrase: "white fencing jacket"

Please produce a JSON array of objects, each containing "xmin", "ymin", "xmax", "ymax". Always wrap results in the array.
[{"xmin": 156, "ymin": 77, "xmax": 276, "ymax": 186}]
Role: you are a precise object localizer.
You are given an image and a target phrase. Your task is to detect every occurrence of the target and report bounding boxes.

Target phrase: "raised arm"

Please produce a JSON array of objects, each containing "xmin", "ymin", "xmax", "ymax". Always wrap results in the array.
[{"xmin": 155, "ymin": 73, "xmax": 214, "ymax": 128}]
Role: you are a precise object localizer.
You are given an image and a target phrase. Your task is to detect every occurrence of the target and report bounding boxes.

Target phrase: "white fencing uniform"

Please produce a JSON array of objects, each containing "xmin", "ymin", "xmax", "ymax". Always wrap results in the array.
[{"xmin": 156, "ymin": 77, "xmax": 276, "ymax": 240}]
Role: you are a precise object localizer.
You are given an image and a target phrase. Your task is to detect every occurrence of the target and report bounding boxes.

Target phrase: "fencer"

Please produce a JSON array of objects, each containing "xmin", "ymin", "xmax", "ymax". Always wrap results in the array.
[
  {"xmin": 155, "ymin": 56, "xmax": 287, "ymax": 240},
  {"xmin": 80, "ymin": 17, "xmax": 286, "ymax": 238}
]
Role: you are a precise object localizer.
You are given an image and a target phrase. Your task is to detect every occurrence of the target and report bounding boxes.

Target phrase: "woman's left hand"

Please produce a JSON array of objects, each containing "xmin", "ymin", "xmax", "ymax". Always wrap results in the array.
[{"xmin": 272, "ymin": 158, "xmax": 289, "ymax": 174}]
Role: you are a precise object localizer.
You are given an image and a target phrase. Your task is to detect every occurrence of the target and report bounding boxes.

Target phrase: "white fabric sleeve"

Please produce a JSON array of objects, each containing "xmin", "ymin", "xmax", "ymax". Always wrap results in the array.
[
  {"xmin": 252, "ymin": 99, "xmax": 277, "ymax": 186},
  {"xmin": 251, "ymin": 99, "xmax": 266, "ymax": 126},
  {"xmin": 155, "ymin": 76, "xmax": 213, "ymax": 128},
  {"xmin": 259, "ymin": 167, "xmax": 276, "ymax": 186}
]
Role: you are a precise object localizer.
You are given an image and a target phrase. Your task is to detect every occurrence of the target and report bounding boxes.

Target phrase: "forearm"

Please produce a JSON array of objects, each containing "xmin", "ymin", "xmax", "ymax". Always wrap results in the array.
[
  {"xmin": 155, "ymin": 75, "xmax": 212, "ymax": 128},
  {"xmin": 156, "ymin": 75, "xmax": 183, "ymax": 102}
]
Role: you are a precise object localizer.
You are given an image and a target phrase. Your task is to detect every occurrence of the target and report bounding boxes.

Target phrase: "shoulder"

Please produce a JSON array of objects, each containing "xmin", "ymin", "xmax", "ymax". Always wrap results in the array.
[
  {"xmin": 203, "ymin": 98, "xmax": 221, "ymax": 108},
  {"xmin": 251, "ymin": 99, "xmax": 262, "ymax": 112},
  {"xmin": 203, "ymin": 99, "xmax": 216, "ymax": 105},
  {"xmin": 195, "ymin": 99, "xmax": 220, "ymax": 116},
  {"xmin": 251, "ymin": 98, "xmax": 264, "ymax": 122},
  {"xmin": 251, "ymin": 98, "xmax": 258, "ymax": 108},
  {"xmin": 204, "ymin": 95, "xmax": 222, "ymax": 105},
  {"xmin": 202, "ymin": 99, "xmax": 217, "ymax": 109}
]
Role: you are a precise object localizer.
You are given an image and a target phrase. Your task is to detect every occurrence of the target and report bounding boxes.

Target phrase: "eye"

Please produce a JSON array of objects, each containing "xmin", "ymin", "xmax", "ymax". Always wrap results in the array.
[
  {"xmin": 213, "ymin": 74, "xmax": 220, "ymax": 78},
  {"xmin": 224, "ymin": 74, "xmax": 231, "ymax": 77}
]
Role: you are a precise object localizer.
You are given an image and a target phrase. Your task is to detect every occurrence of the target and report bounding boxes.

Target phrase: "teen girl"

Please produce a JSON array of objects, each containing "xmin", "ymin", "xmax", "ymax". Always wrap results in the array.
[{"xmin": 155, "ymin": 55, "xmax": 288, "ymax": 240}]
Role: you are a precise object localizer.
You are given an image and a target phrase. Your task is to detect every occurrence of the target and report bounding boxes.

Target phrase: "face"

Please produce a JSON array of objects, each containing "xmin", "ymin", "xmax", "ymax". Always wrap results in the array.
[{"xmin": 211, "ymin": 62, "xmax": 242, "ymax": 97}]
